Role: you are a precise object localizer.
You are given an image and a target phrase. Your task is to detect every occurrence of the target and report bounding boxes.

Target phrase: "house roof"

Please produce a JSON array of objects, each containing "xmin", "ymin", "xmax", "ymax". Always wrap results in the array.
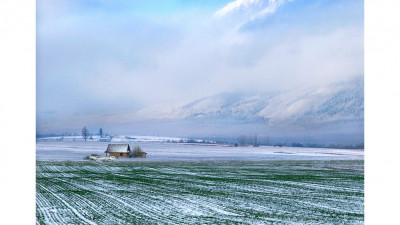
[{"xmin": 105, "ymin": 144, "xmax": 131, "ymax": 153}]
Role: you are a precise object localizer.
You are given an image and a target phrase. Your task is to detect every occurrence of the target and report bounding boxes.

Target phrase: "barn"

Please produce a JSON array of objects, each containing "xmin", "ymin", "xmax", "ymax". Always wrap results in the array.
[{"xmin": 105, "ymin": 144, "xmax": 131, "ymax": 158}]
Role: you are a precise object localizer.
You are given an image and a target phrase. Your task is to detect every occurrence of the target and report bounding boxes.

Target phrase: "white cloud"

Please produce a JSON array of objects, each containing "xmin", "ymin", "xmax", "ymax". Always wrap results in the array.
[
  {"xmin": 214, "ymin": 0, "xmax": 262, "ymax": 18},
  {"xmin": 255, "ymin": 0, "xmax": 286, "ymax": 19},
  {"xmin": 214, "ymin": 0, "xmax": 289, "ymax": 21},
  {"xmin": 36, "ymin": 0, "xmax": 363, "ymax": 133}
]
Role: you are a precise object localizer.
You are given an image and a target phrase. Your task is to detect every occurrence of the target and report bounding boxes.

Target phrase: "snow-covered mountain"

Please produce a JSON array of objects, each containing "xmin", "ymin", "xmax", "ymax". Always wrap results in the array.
[
  {"xmin": 112, "ymin": 77, "xmax": 363, "ymax": 144},
  {"xmin": 165, "ymin": 76, "xmax": 363, "ymax": 127}
]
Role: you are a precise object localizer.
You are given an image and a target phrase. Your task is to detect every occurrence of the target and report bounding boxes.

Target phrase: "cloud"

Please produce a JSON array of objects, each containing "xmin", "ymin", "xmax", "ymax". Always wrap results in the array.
[
  {"xmin": 36, "ymin": 0, "xmax": 363, "ymax": 133},
  {"xmin": 214, "ymin": 0, "xmax": 290, "ymax": 22},
  {"xmin": 214, "ymin": 0, "xmax": 262, "ymax": 18}
]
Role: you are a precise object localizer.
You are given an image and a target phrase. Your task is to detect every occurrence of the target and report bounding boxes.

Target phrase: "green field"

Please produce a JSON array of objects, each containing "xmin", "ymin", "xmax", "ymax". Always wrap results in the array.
[{"xmin": 36, "ymin": 160, "xmax": 364, "ymax": 224}]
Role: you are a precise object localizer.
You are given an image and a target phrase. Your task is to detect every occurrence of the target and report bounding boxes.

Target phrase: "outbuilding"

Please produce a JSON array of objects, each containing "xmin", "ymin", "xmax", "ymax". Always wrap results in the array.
[{"xmin": 105, "ymin": 144, "xmax": 131, "ymax": 158}]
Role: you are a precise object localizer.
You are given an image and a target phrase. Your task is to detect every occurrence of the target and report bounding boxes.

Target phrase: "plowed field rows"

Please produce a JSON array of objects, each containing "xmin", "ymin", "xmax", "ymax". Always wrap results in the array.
[{"xmin": 36, "ymin": 160, "xmax": 363, "ymax": 224}]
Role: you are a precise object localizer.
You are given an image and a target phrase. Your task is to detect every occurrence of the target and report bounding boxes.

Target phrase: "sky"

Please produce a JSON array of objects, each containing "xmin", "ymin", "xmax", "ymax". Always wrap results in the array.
[{"xmin": 37, "ymin": 0, "xmax": 364, "ymax": 134}]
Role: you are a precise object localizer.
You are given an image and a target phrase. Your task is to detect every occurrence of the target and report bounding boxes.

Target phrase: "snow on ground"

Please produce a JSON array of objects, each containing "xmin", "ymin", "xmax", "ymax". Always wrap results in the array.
[
  {"xmin": 37, "ymin": 135, "xmax": 199, "ymax": 143},
  {"xmin": 36, "ymin": 138, "xmax": 363, "ymax": 161},
  {"xmin": 36, "ymin": 138, "xmax": 364, "ymax": 224}
]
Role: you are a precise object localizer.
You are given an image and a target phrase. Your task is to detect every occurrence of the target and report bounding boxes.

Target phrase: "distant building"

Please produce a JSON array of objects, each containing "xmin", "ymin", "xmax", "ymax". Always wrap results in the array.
[
  {"xmin": 99, "ymin": 137, "xmax": 111, "ymax": 142},
  {"xmin": 105, "ymin": 144, "xmax": 131, "ymax": 158}
]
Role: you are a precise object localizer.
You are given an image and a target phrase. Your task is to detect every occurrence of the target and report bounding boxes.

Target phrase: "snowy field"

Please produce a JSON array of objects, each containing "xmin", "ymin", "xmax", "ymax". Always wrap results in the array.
[
  {"xmin": 36, "ymin": 137, "xmax": 363, "ymax": 161},
  {"xmin": 36, "ymin": 138, "xmax": 364, "ymax": 224},
  {"xmin": 37, "ymin": 160, "xmax": 364, "ymax": 224}
]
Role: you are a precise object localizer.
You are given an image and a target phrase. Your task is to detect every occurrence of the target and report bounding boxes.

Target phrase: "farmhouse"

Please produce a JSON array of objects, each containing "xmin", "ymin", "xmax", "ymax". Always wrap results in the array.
[{"xmin": 105, "ymin": 144, "xmax": 131, "ymax": 158}]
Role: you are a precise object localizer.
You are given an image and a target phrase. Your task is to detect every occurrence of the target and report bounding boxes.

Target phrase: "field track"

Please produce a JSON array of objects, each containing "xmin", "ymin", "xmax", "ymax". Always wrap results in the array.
[{"xmin": 37, "ymin": 160, "xmax": 364, "ymax": 224}]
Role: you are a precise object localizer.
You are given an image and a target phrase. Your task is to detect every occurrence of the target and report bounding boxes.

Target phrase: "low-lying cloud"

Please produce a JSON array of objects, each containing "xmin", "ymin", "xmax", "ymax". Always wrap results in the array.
[{"xmin": 37, "ymin": 0, "xmax": 363, "ymax": 134}]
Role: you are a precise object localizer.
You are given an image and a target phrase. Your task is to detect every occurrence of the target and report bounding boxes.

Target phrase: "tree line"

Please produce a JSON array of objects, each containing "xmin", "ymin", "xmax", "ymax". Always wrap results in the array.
[{"xmin": 81, "ymin": 126, "xmax": 106, "ymax": 141}]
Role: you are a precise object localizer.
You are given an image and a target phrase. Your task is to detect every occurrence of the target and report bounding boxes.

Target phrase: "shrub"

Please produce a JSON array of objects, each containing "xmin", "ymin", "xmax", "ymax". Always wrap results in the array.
[{"xmin": 132, "ymin": 146, "xmax": 142, "ymax": 157}]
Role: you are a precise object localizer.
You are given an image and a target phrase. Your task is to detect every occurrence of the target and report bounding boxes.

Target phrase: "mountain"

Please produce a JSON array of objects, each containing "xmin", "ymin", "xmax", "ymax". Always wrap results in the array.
[
  {"xmin": 168, "ymin": 76, "xmax": 363, "ymax": 126},
  {"xmin": 125, "ymin": 76, "xmax": 364, "ymax": 144}
]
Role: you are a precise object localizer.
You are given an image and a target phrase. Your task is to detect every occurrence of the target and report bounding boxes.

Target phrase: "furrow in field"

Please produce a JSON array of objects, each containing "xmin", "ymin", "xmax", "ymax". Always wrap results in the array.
[
  {"xmin": 37, "ymin": 183, "xmax": 78, "ymax": 224},
  {"xmin": 56, "ymin": 176, "xmax": 181, "ymax": 224},
  {"xmin": 37, "ymin": 184, "xmax": 97, "ymax": 225},
  {"xmin": 36, "ymin": 192, "xmax": 57, "ymax": 224}
]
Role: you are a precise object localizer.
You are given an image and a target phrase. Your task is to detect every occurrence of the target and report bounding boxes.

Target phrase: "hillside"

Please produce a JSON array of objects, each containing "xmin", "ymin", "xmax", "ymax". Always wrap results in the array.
[
  {"xmin": 126, "ymin": 77, "xmax": 363, "ymax": 144},
  {"xmin": 167, "ymin": 77, "xmax": 363, "ymax": 126}
]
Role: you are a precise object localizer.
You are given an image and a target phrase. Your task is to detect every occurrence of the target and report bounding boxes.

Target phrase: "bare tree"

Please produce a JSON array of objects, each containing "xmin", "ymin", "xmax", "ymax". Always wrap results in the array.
[
  {"xmin": 253, "ymin": 134, "xmax": 259, "ymax": 147},
  {"xmin": 133, "ymin": 146, "xmax": 142, "ymax": 157},
  {"xmin": 99, "ymin": 128, "xmax": 103, "ymax": 138},
  {"xmin": 82, "ymin": 126, "xmax": 89, "ymax": 141}
]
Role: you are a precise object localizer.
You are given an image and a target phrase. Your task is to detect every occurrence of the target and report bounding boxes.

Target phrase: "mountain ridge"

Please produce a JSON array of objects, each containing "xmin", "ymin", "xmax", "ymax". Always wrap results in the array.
[{"xmin": 163, "ymin": 76, "xmax": 364, "ymax": 128}]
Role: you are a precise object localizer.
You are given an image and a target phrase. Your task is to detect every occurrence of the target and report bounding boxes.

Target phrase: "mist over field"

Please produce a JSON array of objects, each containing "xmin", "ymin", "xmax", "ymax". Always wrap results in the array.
[{"xmin": 37, "ymin": 0, "xmax": 363, "ymax": 145}]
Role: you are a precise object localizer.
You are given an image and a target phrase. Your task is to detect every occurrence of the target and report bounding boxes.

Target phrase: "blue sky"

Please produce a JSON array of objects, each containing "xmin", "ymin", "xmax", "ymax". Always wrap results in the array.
[{"xmin": 37, "ymin": 0, "xmax": 363, "ymax": 133}]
